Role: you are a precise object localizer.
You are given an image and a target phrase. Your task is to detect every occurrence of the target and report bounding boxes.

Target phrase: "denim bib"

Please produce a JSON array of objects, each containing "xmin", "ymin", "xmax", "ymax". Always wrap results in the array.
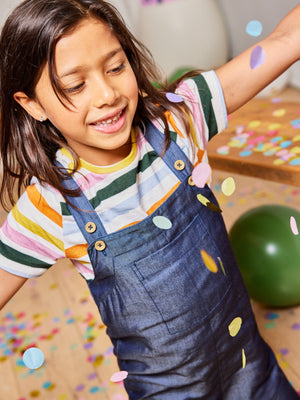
[{"xmin": 60, "ymin": 122, "xmax": 298, "ymax": 399}]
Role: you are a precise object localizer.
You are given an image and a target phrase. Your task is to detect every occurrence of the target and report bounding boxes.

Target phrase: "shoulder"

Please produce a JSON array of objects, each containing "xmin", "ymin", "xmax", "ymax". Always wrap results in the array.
[
  {"xmin": 19, "ymin": 178, "xmax": 64, "ymax": 226},
  {"xmin": 175, "ymin": 70, "xmax": 228, "ymax": 140}
]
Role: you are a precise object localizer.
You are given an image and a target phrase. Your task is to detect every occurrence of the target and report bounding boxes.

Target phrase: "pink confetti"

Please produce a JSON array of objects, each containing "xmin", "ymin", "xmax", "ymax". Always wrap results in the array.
[
  {"xmin": 110, "ymin": 370, "xmax": 128, "ymax": 383},
  {"xmin": 166, "ymin": 92, "xmax": 183, "ymax": 103},
  {"xmin": 290, "ymin": 216, "xmax": 299, "ymax": 235},
  {"xmin": 250, "ymin": 45, "xmax": 266, "ymax": 69},
  {"xmin": 192, "ymin": 162, "xmax": 211, "ymax": 188}
]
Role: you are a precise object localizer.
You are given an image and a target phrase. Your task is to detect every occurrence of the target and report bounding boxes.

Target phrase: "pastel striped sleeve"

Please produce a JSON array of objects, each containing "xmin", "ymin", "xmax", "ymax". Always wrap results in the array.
[{"xmin": 0, "ymin": 183, "xmax": 65, "ymax": 278}]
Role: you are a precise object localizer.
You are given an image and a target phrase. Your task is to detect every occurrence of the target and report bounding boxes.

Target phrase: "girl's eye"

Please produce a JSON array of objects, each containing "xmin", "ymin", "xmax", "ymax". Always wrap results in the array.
[
  {"xmin": 64, "ymin": 82, "xmax": 84, "ymax": 94},
  {"xmin": 108, "ymin": 63, "xmax": 125, "ymax": 74}
]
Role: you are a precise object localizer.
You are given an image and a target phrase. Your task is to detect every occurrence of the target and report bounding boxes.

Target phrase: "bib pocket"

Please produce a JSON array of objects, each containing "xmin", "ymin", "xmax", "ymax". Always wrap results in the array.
[{"xmin": 131, "ymin": 214, "xmax": 232, "ymax": 334}]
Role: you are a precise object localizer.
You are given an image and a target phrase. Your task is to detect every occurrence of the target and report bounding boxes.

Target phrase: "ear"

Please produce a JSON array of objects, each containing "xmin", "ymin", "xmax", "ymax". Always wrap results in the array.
[{"xmin": 13, "ymin": 92, "xmax": 47, "ymax": 122}]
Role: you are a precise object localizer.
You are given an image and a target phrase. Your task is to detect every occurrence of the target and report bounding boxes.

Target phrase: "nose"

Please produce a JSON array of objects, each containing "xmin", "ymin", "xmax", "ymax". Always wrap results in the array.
[{"xmin": 92, "ymin": 76, "xmax": 118, "ymax": 108}]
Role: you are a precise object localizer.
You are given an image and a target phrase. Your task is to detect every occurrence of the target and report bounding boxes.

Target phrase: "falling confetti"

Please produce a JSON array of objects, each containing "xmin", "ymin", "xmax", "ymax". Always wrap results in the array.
[
  {"xmin": 246, "ymin": 20, "xmax": 263, "ymax": 37},
  {"xmin": 217, "ymin": 257, "xmax": 226, "ymax": 275},
  {"xmin": 250, "ymin": 45, "xmax": 266, "ymax": 69},
  {"xmin": 192, "ymin": 162, "xmax": 212, "ymax": 188},
  {"xmin": 22, "ymin": 347, "xmax": 45, "ymax": 370},
  {"xmin": 290, "ymin": 216, "xmax": 299, "ymax": 235},
  {"xmin": 221, "ymin": 177, "xmax": 236, "ymax": 196},
  {"xmin": 110, "ymin": 370, "xmax": 129, "ymax": 383},
  {"xmin": 166, "ymin": 92, "xmax": 183, "ymax": 103},
  {"xmin": 242, "ymin": 348, "xmax": 246, "ymax": 368},
  {"xmin": 228, "ymin": 317, "xmax": 242, "ymax": 337},
  {"xmin": 197, "ymin": 194, "xmax": 222, "ymax": 213},
  {"xmin": 201, "ymin": 249, "xmax": 218, "ymax": 273},
  {"xmin": 152, "ymin": 215, "xmax": 172, "ymax": 230}
]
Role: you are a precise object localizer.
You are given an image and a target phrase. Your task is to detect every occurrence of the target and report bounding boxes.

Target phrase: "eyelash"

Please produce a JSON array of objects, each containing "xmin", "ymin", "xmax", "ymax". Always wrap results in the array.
[{"xmin": 63, "ymin": 63, "xmax": 125, "ymax": 94}]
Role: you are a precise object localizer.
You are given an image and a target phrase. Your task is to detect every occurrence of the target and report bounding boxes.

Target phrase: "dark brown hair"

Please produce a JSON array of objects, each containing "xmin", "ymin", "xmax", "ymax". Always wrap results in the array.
[{"xmin": 0, "ymin": 0, "xmax": 195, "ymax": 210}]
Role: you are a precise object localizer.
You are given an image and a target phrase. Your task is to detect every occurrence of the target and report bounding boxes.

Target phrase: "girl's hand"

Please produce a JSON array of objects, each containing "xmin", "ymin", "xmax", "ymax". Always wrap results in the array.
[{"xmin": 215, "ymin": 4, "xmax": 300, "ymax": 115}]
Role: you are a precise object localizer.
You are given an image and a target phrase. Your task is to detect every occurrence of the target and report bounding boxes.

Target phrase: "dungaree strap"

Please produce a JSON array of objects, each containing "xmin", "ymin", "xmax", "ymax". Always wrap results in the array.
[
  {"xmin": 56, "ymin": 162, "xmax": 108, "ymax": 242},
  {"xmin": 144, "ymin": 121, "xmax": 193, "ymax": 179},
  {"xmin": 56, "ymin": 120, "xmax": 194, "ymax": 242}
]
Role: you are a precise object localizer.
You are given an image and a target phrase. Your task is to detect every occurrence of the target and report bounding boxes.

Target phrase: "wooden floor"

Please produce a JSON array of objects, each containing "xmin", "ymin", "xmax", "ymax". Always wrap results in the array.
[{"xmin": 1, "ymin": 88, "xmax": 300, "ymax": 399}]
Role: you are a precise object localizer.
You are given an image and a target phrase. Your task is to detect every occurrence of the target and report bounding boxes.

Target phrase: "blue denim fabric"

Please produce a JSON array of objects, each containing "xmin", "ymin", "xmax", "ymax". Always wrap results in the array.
[{"xmin": 61, "ymin": 122, "xmax": 299, "ymax": 399}]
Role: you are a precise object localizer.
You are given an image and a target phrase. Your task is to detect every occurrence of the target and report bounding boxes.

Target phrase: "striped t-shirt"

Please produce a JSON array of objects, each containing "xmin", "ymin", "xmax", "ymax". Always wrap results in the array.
[{"xmin": 0, "ymin": 71, "xmax": 227, "ymax": 281}]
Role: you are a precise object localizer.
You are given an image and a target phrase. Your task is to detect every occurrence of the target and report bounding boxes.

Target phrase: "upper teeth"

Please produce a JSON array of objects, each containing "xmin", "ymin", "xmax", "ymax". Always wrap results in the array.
[{"xmin": 96, "ymin": 111, "xmax": 122, "ymax": 126}]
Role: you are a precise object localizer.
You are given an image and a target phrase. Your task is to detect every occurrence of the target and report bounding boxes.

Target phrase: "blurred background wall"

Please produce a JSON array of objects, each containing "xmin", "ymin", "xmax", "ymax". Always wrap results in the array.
[{"xmin": 0, "ymin": 0, "xmax": 299, "ymax": 91}]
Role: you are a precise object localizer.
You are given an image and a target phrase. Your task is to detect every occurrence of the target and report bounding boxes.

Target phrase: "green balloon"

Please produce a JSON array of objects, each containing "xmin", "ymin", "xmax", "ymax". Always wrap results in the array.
[
  {"xmin": 229, "ymin": 205, "xmax": 300, "ymax": 307},
  {"xmin": 169, "ymin": 67, "xmax": 194, "ymax": 83}
]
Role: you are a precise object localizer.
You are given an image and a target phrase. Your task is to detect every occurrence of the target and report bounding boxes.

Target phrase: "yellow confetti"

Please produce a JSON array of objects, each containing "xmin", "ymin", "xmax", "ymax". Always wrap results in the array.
[
  {"xmin": 30, "ymin": 391, "xmax": 41, "ymax": 398},
  {"xmin": 221, "ymin": 177, "xmax": 236, "ymax": 197},
  {"xmin": 292, "ymin": 135, "xmax": 300, "ymax": 142},
  {"xmin": 273, "ymin": 159, "xmax": 285, "ymax": 166},
  {"xmin": 272, "ymin": 108, "xmax": 286, "ymax": 117},
  {"xmin": 228, "ymin": 317, "xmax": 242, "ymax": 337},
  {"xmin": 93, "ymin": 354, "xmax": 104, "ymax": 367},
  {"xmin": 290, "ymin": 146, "xmax": 300, "ymax": 154},
  {"xmin": 268, "ymin": 123, "xmax": 281, "ymax": 130},
  {"xmin": 58, "ymin": 394, "xmax": 68, "ymax": 400},
  {"xmin": 197, "ymin": 194, "xmax": 222, "ymax": 213},
  {"xmin": 201, "ymin": 249, "xmax": 218, "ymax": 273},
  {"xmin": 248, "ymin": 120, "xmax": 261, "ymax": 129},
  {"xmin": 217, "ymin": 257, "xmax": 226, "ymax": 275},
  {"xmin": 242, "ymin": 349, "xmax": 246, "ymax": 368},
  {"xmin": 197, "ymin": 194, "xmax": 210, "ymax": 206}
]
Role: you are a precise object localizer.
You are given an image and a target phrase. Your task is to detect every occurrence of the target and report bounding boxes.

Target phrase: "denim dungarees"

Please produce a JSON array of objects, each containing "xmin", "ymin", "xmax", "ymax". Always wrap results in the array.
[{"xmin": 61, "ymin": 122, "xmax": 298, "ymax": 399}]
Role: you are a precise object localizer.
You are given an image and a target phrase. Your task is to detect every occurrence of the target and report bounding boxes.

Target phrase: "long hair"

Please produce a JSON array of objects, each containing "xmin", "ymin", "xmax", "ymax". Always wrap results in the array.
[{"xmin": 0, "ymin": 0, "xmax": 194, "ymax": 210}]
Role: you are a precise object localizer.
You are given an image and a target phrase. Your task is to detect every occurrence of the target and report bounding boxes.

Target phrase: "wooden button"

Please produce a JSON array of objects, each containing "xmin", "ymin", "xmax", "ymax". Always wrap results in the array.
[
  {"xmin": 188, "ymin": 176, "xmax": 195, "ymax": 186},
  {"xmin": 174, "ymin": 160, "xmax": 185, "ymax": 171},
  {"xmin": 85, "ymin": 222, "xmax": 97, "ymax": 233},
  {"xmin": 95, "ymin": 240, "xmax": 106, "ymax": 251}
]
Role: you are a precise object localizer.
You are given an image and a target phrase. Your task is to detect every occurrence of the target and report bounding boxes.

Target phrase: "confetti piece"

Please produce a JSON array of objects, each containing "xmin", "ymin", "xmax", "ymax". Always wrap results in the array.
[
  {"xmin": 246, "ymin": 20, "xmax": 263, "ymax": 37},
  {"xmin": 217, "ymin": 145, "xmax": 229, "ymax": 155},
  {"xmin": 273, "ymin": 109, "xmax": 286, "ymax": 117},
  {"xmin": 240, "ymin": 150, "xmax": 252, "ymax": 157},
  {"xmin": 221, "ymin": 177, "xmax": 236, "ymax": 196},
  {"xmin": 197, "ymin": 194, "xmax": 222, "ymax": 213},
  {"xmin": 248, "ymin": 120, "xmax": 261, "ymax": 129},
  {"xmin": 152, "ymin": 215, "xmax": 172, "ymax": 230},
  {"xmin": 268, "ymin": 123, "xmax": 281, "ymax": 130},
  {"xmin": 166, "ymin": 92, "xmax": 183, "ymax": 103},
  {"xmin": 192, "ymin": 162, "xmax": 212, "ymax": 188},
  {"xmin": 228, "ymin": 317, "xmax": 242, "ymax": 337},
  {"xmin": 22, "ymin": 347, "xmax": 45, "ymax": 370},
  {"xmin": 110, "ymin": 370, "xmax": 128, "ymax": 383},
  {"xmin": 242, "ymin": 349, "xmax": 246, "ymax": 368},
  {"xmin": 250, "ymin": 45, "xmax": 266, "ymax": 69},
  {"xmin": 217, "ymin": 257, "xmax": 226, "ymax": 275},
  {"xmin": 290, "ymin": 216, "xmax": 299, "ymax": 235},
  {"xmin": 201, "ymin": 249, "xmax": 218, "ymax": 273}
]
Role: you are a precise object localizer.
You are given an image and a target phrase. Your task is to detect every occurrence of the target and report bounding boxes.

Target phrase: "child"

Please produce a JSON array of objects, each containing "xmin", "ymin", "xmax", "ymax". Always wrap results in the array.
[{"xmin": 0, "ymin": 0, "xmax": 299, "ymax": 398}]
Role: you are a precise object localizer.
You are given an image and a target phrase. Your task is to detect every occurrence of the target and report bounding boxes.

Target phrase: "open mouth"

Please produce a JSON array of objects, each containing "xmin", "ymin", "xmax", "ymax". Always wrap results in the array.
[
  {"xmin": 93, "ymin": 110, "xmax": 123, "ymax": 127},
  {"xmin": 90, "ymin": 109, "xmax": 126, "ymax": 134}
]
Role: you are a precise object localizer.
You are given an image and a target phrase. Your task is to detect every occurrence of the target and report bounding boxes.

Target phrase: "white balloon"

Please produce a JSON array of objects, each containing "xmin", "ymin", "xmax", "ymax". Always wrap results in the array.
[{"xmin": 138, "ymin": 0, "xmax": 229, "ymax": 77}]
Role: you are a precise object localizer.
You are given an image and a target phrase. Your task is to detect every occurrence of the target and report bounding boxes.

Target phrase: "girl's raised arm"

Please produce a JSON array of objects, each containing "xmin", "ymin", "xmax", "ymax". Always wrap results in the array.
[
  {"xmin": 215, "ymin": 4, "xmax": 300, "ymax": 115},
  {"xmin": 0, "ymin": 268, "xmax": 27, "ymax": 309}
]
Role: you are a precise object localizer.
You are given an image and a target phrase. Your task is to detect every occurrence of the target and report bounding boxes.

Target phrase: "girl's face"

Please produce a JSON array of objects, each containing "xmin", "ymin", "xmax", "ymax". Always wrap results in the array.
[{"xmin": 16, "ymin": 18, "xmax": 139, "ymax": 165}]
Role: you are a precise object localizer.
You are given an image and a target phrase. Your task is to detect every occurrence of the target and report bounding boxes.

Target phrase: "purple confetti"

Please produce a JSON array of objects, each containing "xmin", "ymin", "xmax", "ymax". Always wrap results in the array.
[
  {"xmin": 292, "ymin": 323, "xmax": 300, "ymax": 330},
  {"xmin": 166, "ymin": 92, "xmax": 183, "ymax": 103},
  {"xmin": 250, "ymin": 45, "xmax": 266, "ymax": 69},
  {"xmin": 279, "ymin": 348, "xmax": 289, "ymax": 356}
]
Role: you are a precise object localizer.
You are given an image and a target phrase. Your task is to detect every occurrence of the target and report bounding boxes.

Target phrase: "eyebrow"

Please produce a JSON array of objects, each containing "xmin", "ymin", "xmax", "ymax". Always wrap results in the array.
[{"xmin": 59, "ymin": 47, "xmax": 124, "ymax": 78}]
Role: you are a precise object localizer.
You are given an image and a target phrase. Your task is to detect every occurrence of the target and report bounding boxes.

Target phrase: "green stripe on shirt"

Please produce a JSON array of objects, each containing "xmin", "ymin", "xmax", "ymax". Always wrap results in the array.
[
  {"xmin": 191, "ymin": 74, "xmax": 218, "ymax": 140},
  {"xmin": 0, "ymin": 241, "xmax": 51, "ymax": 268}
]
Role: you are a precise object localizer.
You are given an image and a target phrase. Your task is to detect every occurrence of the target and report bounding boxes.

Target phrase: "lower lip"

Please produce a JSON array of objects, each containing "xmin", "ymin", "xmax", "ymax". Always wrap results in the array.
[{"xmin": 90, "ymin": 110, "xmax": 126, "ymax": 134}]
